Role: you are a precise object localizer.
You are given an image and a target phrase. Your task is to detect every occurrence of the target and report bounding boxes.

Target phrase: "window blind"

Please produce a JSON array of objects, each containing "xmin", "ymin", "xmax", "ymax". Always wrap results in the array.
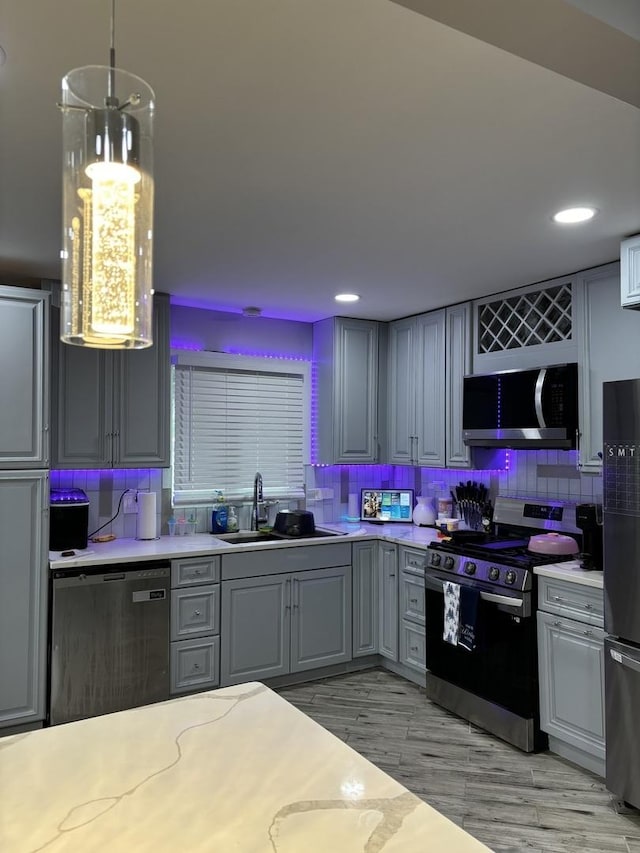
[{"xmin": 173, "ymin": 355, "xmax": 308, "ymax": 504}]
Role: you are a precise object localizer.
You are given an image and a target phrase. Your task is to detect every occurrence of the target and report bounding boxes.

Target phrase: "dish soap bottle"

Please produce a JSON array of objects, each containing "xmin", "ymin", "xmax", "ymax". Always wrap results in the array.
[
  {"xmin": 211, "ymin": 491, "xmax": 228, "ymax": 534},
  {"xmin": 227, "ymin": 506, "xmax": 238, "ymax": 532}
]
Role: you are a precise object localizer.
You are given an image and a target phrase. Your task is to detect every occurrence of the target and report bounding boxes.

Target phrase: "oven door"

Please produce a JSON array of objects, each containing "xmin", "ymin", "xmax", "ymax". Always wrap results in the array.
[{"xmin": 424, "ymin": 572, "xmax": 538, "ymax": 718}]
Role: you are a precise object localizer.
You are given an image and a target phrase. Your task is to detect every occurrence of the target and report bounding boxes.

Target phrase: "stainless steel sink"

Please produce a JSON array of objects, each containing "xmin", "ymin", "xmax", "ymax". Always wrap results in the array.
[{"xmin": 214, "ymin": 531, "xmax": 283, "ymax": 545}]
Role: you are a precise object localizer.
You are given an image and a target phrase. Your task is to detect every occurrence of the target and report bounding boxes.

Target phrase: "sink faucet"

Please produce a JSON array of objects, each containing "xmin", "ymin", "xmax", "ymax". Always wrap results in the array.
[{"xmin": 252, "ymin": 472, "xmax": 267, "ymax": 530}]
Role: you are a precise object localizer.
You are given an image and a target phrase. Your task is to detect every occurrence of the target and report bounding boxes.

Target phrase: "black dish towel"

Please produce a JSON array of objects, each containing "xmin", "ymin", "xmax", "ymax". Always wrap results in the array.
[{"xmin": 458, "ymin": 586, "xmax": 480, "ymax": 652}]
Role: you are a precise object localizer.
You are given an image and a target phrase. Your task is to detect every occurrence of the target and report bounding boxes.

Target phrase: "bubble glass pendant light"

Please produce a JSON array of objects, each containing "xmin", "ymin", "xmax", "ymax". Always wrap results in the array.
[{"xmin": 59, "ymin": 2, "xmax": 155, "ymax": 348}]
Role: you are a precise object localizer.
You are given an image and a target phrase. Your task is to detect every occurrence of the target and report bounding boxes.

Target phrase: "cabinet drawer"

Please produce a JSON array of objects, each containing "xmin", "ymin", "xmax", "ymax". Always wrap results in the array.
[
  {"xmin": 171, "ymin": 584, "xmax": 220, "ymax": 640},
  {"xmin": 221, "ymin": 542, "xmax": 352, "ymax": 580},
  {"xmin": 400, "ymin": 569, "xmax": 425, "ymax": 625},
  {"xmin": 171, "ymin": 556, "xmax": 220, "ymax": 587},
  {"xmin": 538, "ymin": 576, "xmax": 604, "ymax": 627},
  {"xmin": 400, "ymin": 619, "xmax": 426, "ymax": 673},
  {"xmin": 171, "ymin": 636, "xmax": 220, "ymax": 694},
  {"xmin": 399, "ymin": 545, "xmax": 427, "ymax": 573}
]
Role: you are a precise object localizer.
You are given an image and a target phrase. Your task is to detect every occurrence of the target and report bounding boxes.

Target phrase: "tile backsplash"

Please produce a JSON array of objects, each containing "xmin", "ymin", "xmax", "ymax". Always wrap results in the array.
[{"xmin": 306, "ymin": 449, "xmax": 602, "ymax": 523}]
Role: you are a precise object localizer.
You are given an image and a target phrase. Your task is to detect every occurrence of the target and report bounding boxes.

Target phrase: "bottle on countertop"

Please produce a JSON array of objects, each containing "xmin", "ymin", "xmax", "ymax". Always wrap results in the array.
[
  {"xmin": 211, "ymin": 491, "xmax": 228, "ymax": 534},
  {"xmin": 226, "ymin": 506, "xmax": 238, "ymax": 532}
]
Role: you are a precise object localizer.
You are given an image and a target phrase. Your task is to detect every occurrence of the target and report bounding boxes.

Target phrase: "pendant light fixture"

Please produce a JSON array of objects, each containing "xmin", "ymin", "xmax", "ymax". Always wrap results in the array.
[{"xmin": 59, "ymin": 0, "xmax": 155, "ymax": 349}]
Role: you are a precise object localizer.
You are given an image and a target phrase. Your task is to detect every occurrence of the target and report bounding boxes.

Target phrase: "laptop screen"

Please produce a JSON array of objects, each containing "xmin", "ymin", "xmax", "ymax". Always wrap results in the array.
[{"xmin": 360, "ymin": 489, "xmax": 414, "ymax": 522}]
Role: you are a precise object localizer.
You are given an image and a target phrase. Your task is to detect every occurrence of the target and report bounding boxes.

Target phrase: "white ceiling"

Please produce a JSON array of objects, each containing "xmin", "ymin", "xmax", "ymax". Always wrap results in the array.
[{"xmin": 1, "ymin": 0, "xmax": 639, "ymax": 323}]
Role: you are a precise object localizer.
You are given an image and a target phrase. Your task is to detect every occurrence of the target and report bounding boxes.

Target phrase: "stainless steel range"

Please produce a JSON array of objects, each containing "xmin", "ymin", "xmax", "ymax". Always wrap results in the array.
[{"xmin": 423, "ymin": 496, "xmax": 581, "ymax": 752}]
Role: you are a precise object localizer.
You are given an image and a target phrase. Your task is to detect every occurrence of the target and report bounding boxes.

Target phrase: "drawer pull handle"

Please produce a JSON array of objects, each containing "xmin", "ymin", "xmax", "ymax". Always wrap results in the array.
[
  {"xmin": 553, "ymin": 620, "xmax": 562, "ymax": 627},
  {"xmin": 194, "ymin": 569, "xmax": 202, "ymax": 576},
  {"xmin": 193, "ymin": 610, "xmax": 201, "ymax": 617},
  {"xmin": 584, "ymin": 603, "xmax": 593, "ymax": 610},
  {"xmin": 583, "ymin": 630, "xmax": 593, "ymax": 637},
  {"xmin": 410, "ymin": 645, "xmax": 419, "ymax": 652},
  {"xmin": 410, "ymin": 597, "xmax": 418, "ymax": 604},
  {"xmin": 553, "ymin": 596, "xmax": 563, "ymax": 602},
  {"xmin": 193, "ymin": 663, "xmax": 200, "ymax": 671}
]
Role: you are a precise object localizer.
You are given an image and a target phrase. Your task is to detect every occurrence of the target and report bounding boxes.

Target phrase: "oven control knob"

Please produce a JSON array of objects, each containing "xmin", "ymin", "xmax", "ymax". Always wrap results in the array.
[
  {"xmin": 489, "ymin": 567, "xmax": 500, "ymax": 581},
  {"xmin": 430, "ymin": 553, "xmax": 442, "ymax": 567},
  {"xmin": 444, "ymin": 556, "xmax": 455, "ymax": 570},
  {"xmin": 464, "ymin": 562, "xmax": 476, "ymax": 575},
  {"xmin": 505, "ymin": 570, "xmax": 517, "ymax": 585}
]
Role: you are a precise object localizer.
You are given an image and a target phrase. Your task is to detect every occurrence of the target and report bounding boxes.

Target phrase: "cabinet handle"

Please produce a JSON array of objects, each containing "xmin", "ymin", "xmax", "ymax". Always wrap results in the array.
[
  {"xmin": 114, "ymin": 430, "xmax": 120, "ymax": 464},
  {"xmin": 390, "ymin": 573, "xmax": 395, "ymax": 578},
  {"xmin": 193, "ymin": 610, "xmax": 201, "ymax": 617},
  {"xmin": 583, "ymin": 630, "xmax": 593, "ymax": 637},
  {"xmin": 553, "ymin": 596, "xmax": 564, "ymax": 602},
  {"xmin": 285, "ymin": 578, "xmax": 291, "ymax": 611},
  {"xmin": 584, "ymin": 603, "xmax": 593, "ymax": 610},
  {"xmin": 193, "ymin": 663, "xmax": 200, "ymax": 671},
  {"xmin": 410, "ymin": 645, "xmax": 419, "ymax": 652},
  {"xmin": 293, "ymin": 578, "xmax": 299, "ymax": 609},
  {"xmin": 194, "ymin": 569, "xmax": 202, "ymax": 576},
  {"xmin": 410, "ymin": 597, "xmax": 418, "ymax": 604},
  {"xmin": 553, "ymin": 620, "xmax": 562, "ymax": 627}
]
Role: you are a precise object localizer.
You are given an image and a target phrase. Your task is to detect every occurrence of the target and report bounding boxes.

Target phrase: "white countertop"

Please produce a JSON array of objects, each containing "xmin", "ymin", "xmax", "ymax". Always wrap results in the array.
[
  {"xmin": 533, "ymin": 559, "xmax": 604, "ymax": 588},
  {"xmin": 0, "ymin": 682, "xmax": 489, "ymax": 853},
  {"xmin": 49, "ymin": 523, "xmax": 440, "ymax": 569}
]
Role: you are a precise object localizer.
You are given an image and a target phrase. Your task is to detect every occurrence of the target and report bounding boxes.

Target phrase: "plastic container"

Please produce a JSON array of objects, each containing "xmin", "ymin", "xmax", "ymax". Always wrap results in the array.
[
  {"xmin": 227, "ymin": 506, "xmax": 238, "ymax": 532},
  {"xmin": 167, "ymin": 519, "xmax": 176, "ymax": 536}
]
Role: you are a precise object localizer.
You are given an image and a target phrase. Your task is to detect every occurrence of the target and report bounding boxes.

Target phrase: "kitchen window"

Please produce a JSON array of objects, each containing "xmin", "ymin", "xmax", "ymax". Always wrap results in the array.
[{"xmin": 172, "ymin": 352, "xmax": 310, "ymax": 505}]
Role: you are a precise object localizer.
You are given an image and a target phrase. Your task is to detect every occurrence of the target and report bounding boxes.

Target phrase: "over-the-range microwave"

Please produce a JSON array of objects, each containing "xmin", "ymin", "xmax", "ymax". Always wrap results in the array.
[{"xmin": 462, "ymin": 363, "xmax": 578, "ymax": 449}]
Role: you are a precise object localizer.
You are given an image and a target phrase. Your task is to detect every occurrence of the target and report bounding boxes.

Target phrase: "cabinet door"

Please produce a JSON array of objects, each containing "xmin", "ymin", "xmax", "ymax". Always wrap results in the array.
[
  {"xmin": 352, "ymin": 541, "xmax": 379, "ymax": 657},
  {"xmin": 115, "ymin": 292, "xmax": 170, "ymax": 466},
  {"xmin": 414, "ymin": 310, "xmax": 446, "ymax": 467},
  {"xmin": 51, "ymin": 325, "xmax": 112, "ymax": 467},
  {"xmin": 537, "ymin": 611, "xmax": 605, "ymax": 760},
  {"xmin": 399, "ymin": 619, "xmax": 426, "ymax": 674},
  {"xmin": 220, "ymin": 575, "xmax": 290, "ymax": 685},
  {"xmin": 0, "ymin": 470, "xmax": 48, "ymax": 727},
  {"xmin": 0, "ymin": 288, "xmax": 49, "ymax": 468},
  {"xmin": 378, "ymin": 542, "xmax": 398, "ymax": 661},
  {"xmin": 621, "ymin": 234, "xmax": 640, "ymax": 308},
  {"xmin": 170, "ymin": 636, "xmax": 220, "ymax": 694},
  {"xmin": 333, "ymin": 318, "xmax": 379, "ymax": 462},
  {"xmin": 445, "ymin": 302, "xmax": 472, "ymax": 468},
  {"xmin": 290, "ymin": 566, "xmax": 352, "ymax": 673},
  {"xmin": 387, "ymin": 318, "xmax": 416, "ymax": 464}
]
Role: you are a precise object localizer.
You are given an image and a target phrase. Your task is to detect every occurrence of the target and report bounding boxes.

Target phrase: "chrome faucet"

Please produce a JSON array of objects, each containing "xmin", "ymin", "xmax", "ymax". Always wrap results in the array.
[{"xmin": 252, "ymin": 472, "xmax": 267, "ymax": 530}]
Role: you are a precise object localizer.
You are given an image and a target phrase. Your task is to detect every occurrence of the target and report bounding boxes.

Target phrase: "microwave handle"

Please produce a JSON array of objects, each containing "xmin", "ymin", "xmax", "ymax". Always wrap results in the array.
[{"xmin": 534, "ymin": 368, "xmax": 547, "ymax": 429}]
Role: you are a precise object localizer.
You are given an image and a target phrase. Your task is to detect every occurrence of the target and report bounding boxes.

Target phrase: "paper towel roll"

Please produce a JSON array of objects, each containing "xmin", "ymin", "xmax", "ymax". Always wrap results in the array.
[
  {"xmin": 136, "ymin": 492, "xmax": 157, "ymax": 540},
  {"xmin": 348, "ymin": 493, "xmax": 359, "ymax": 519}
]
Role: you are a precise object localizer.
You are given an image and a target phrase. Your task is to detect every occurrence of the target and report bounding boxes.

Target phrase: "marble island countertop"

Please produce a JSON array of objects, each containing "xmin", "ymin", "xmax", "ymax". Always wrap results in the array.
[
  {"xmin": 0, "ymin": 682, "xmax": 489, "ymax": 853},
  {"xmin": 49, "ymin": 522, "xmax": 441, "ymax": 569}
]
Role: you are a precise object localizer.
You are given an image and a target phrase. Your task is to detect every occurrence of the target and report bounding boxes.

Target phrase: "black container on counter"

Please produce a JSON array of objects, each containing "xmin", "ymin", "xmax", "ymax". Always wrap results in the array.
[{"xmin": 49, "ymin": 488, "xmax": 89, "ymax": 551}]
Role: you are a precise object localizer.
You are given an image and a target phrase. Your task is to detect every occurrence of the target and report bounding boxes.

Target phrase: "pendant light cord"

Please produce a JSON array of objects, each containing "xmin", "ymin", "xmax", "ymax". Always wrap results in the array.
[{"xmin": 108, "ymin": 0, "xmax": 116, "ymax": 103}]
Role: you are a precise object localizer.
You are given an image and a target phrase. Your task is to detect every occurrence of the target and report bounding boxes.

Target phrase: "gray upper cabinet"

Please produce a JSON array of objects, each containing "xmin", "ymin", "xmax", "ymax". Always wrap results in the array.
[
  {"xmin": 0, "ymin": 287, "xmax": 49, "ymax": 469},
  {"xmin": 51, "ymin": 292, "xmax": 170, "ymax": 468},
  {"xmin": 388, "ymin": 310, "xmax": 445, "ymax": 466},
  {"xmin": 0, "ymin": 470, "xmax": 48, "ymax": 728},
  {"xmin": 621, "ymin": 234, "xmax": 640, "ymax": 308},
  {"xmin": 575, "ymin": 263, "xmax": 640, "ymax": 472},
  {"xmin": 313, "ymin": 317, "xmax": 380, "ymax": 463},
  {"xmin": 472, "ymin": 276, "xmax": 578, "ymax": 374},
  {"xmin": 387, "ymin": 305, "xmax": 471, "ymax": 468}
]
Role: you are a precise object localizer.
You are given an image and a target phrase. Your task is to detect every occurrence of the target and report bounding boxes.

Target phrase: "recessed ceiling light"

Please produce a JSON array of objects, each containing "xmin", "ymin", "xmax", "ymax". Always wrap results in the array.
[
  {"xmin": 335, "ymin": 293, "xmax": 360, "ymax": 303},
  {"xmin": 552, "ymin": 206, "xmax": 597, "ymax": 224}
]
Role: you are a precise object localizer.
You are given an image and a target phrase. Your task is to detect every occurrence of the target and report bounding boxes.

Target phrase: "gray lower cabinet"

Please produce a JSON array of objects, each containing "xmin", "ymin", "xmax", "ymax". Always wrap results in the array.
[
  {"xmin": 0, "ymin": 470, "xmax": 48, "ymax": 728},
  {"xmin": 313, "ymin": 317, "xmax": 380, "ymax": 463},
  {"xmin": 352, "ymin": 541, "xmax": 379, "ymax": 657},
  {"xmin": 0, "ymin": 287, "xmax": 49, "ymax": 469},
  {"xmin": 221, "ymin": 565, "xmax": 352, "ymax": 686},
  {"xmin": 51, "ymin": 291, "xmax": 171, "ymax": 468},
  {"xmin": 170, "ymin": 556, "xmax": 221, "ymax": 694},
  {"xmin": 398, "ymin": 546, "xmax": 426, "ymax": 676},
  {"xmin": 379, "ymin": 542, "xmax": 398, "ymax": 661},
  {"xmin": 537, "ymin": 575, "xmax": 605, "ymax": 775}
]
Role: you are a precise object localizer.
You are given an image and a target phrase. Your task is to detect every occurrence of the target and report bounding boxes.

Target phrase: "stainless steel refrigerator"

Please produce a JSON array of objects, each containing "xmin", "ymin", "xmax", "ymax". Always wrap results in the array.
[{"xmin": 603, "ymin": 378, "xmax": 640, "ymax": 810}]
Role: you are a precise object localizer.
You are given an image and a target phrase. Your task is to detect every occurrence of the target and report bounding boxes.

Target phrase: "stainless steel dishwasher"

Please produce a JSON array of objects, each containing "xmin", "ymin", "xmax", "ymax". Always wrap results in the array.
[{"xmin": 49, "ymin": 562, "xmax": 170, "ymax": 725}]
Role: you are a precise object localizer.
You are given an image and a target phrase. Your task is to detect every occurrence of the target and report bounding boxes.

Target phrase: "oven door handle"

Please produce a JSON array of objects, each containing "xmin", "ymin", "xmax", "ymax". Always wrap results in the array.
[{"xmin": 423, "ymin": 574, "xmax": 524, "ymax": 610}]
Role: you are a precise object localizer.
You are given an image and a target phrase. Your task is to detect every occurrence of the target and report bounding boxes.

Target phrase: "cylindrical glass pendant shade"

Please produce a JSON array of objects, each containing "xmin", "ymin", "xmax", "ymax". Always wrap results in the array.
[{"xmin": 60, "ymin": 66, "xmax": 155, "ymax": 349}]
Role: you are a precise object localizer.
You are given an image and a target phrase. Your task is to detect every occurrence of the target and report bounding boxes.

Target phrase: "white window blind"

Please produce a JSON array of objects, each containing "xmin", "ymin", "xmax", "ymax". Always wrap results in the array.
[{"xmin": 173, "ymin": 353, "xmax": 309, "ymax": 505}]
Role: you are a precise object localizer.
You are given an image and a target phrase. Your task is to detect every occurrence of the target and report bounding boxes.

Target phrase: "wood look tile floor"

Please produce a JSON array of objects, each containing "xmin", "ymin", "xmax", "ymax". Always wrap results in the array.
[{"xmin": 277, "ymin": 669, "xmax": 640, "ymax": 852}]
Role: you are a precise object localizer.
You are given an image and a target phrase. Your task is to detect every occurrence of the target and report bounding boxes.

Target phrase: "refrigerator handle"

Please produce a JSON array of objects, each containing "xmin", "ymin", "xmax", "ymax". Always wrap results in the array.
[{"xmin": 610, "ymin": 648, "xmax": 640, "ymax": 674}]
